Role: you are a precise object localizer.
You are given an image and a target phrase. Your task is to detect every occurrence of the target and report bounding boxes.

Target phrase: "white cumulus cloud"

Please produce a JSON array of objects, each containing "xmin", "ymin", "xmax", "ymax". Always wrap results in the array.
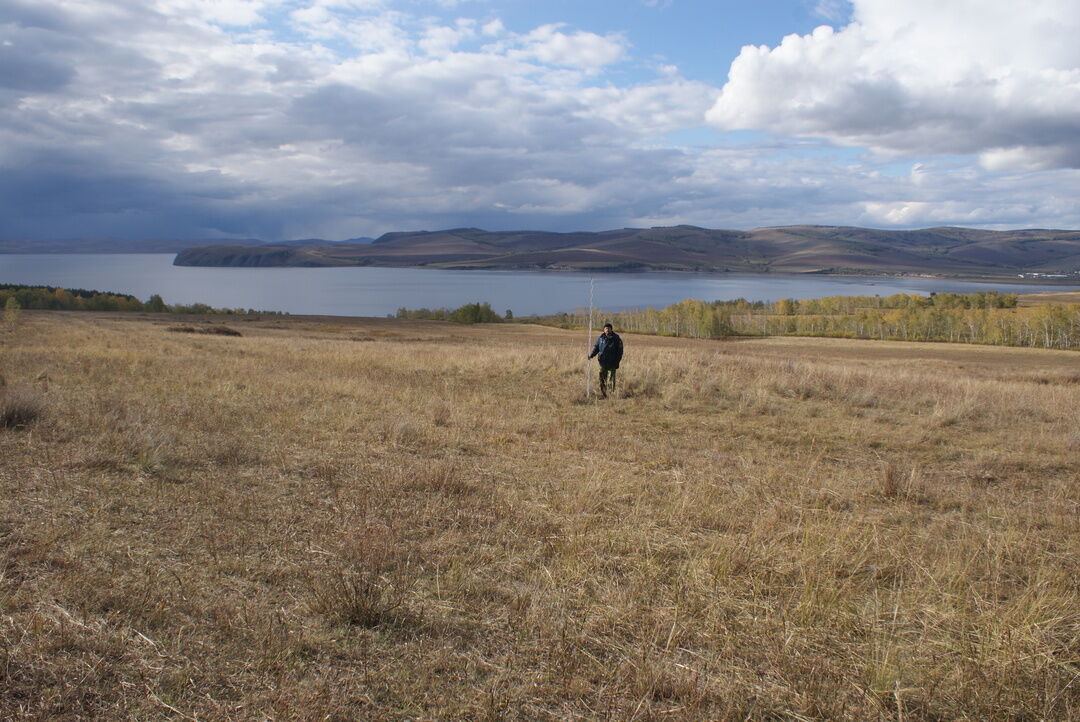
[
  {"xmin": 513, "ymin": 24, "xmax": 627, "ymax": 69},
  {"xmin": 707, "ymin": 0, "xmax": 1080, "ymax": 170},
  {"xmin": 156, "ymin": 0, "xmax": 271, "ymax": 26}
]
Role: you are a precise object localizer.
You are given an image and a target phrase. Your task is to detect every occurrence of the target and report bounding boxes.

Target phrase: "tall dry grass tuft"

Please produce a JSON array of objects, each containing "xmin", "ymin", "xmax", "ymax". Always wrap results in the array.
[
  {"xmin": 306, "ymin": 524, "xmax": 421, "ymax": 628},
  {"xmin": 0, "ymin": 386, "xmax": 42, "ymax": 429},
  {"xmin": 876, "ymin": 460, "xmax": 929, "ymax": 502},
  {"xmin": 306, "ymin": 563, "xmax": 417, "ymax": 628}
]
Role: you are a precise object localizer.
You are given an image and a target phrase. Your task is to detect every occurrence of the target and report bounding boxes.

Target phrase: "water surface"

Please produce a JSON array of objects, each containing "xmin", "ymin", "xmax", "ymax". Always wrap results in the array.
[{"xmin": 1, "ymin": 254, "xmax": 1074, "ymax": 316}]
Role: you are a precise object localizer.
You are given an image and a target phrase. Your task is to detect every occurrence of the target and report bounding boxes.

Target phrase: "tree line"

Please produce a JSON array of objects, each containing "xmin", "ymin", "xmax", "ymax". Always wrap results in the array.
[
  {"xmin": 532, "ymin": 292, "xmax": 1080, "ymax": 351},
  {"xmin": 16, "ymin": 282, "xmax": 1076, "ymax": 350},
  {"xmin": 0, "ymin": 284, "xmax": 263, "ymax": 315},
  {"xmin": 395, "ymin": 302, "xmax": 506, "ymax": 324}
]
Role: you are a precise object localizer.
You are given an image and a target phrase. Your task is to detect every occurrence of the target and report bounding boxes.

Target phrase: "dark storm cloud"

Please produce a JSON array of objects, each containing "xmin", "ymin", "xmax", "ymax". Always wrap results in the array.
[
  {"xmin": 0, "ymin": 37, "xmax": 74, "ymax": 93},
  {"xmin": 0, "ymin": 0, "xmax": 69, "ymax": 31},
  {"xmin": 0, "ymin": 8, "xmax": 76, "ymax": 107},
  {"xmin": 0, "ymin": 144, "xmax": 260, "ymax": 238}
]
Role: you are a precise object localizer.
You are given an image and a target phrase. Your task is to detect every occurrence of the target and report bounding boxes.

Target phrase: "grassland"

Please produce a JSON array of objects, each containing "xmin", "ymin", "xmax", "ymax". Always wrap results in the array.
[
  {"xmin": 1, "ymin": 311, "xmax": 1078, "ymax": 720},
  {"xmin": 1018, "ymin": 290, "xmax": 1080, "ymax": 306}
]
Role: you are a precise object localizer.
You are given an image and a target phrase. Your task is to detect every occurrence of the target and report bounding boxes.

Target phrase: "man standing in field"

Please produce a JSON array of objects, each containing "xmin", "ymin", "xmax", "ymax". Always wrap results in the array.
[{"xmin": 588, "ymin": 322, "xmax": 623, "ymax": 398}]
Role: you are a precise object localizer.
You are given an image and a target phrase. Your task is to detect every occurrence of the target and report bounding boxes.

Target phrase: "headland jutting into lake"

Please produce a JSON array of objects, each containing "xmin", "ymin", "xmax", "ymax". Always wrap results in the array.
[{"xmin": 170, "ymin": 224, "xmax": 1080, "ymax": 281}]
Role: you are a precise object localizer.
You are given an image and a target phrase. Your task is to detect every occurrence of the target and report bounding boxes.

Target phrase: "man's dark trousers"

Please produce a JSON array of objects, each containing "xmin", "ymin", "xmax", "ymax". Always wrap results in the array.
[{"xmin": 599, "ymin": 366, "xmax": 616, "ymax": 396}]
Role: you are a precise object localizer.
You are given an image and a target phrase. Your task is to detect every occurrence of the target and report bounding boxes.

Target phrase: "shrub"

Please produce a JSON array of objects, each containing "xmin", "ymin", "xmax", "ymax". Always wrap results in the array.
[
  {"xmin": 146, "ymin": 294, "xmax": 167, "ymax": 312},
  {"xmin": 168, "ymin": 325, "xmax": 242, "ymax": 337},
  {"xmin": 397, "ymin": 301, "xmax": 503, "ymax": 324},
  {"xmin": 4, "ymin": 295, "xmax": 20, "ymax": 326},
  {"xmin": 306, "ymin": 527, "xmax": 420, "ymax": 628},
  {"xmin": 307, "ymin": 565, "xmax": 415, "ymax": 627}
]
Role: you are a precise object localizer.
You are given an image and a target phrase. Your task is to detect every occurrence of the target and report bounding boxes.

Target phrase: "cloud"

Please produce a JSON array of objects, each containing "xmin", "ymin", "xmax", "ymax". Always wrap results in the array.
[
  {"xmin": 707, "ymin": 0, "xmax": 1080, "ymax": 171},
  {"xmin": 158, "ymin": 0, "xmax": 271, "ymax": 27},
  {"xmin": 631, "ymin": 150, "xmax": 1080, "ymax": 232},
  {"xmin": 0, "ymin": 28, "xmax": 75, "ymax": 97},
  {"xmin": 2, "ymin": 0, "xmax": 1079, "ymax": 242},
  {"xmin": 811, "ymin": 0, "xmax": 851, "ymax": 22},
  {"xmin": 0, "ymin": 0, "xmax": 701, "ymax": 239},
  {"xmin": 0, "ymin": 142, "xmax": 257, "ymax": 239},
  {"xmin": 507, "ymin": 24, "xmax": 627, "ymax": 69},
  {"xmin": 418, "ymin": 20, "xmax": 475, "ymax": 56}
]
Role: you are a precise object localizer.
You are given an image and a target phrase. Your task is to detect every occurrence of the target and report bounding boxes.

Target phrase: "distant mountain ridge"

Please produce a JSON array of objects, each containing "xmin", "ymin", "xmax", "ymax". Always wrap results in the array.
[{"xmin": 170, "ymin": 225, "xmax": 1080, "ymax": 278}]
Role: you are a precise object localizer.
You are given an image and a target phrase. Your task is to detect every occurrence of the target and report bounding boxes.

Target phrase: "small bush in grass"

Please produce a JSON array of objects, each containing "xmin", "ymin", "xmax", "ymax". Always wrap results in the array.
[
  {"xmin": 378, "ymin": 416, "xmax": 426, "ymax": 449},
  {"xmin": 1, "ymin": 387, "xmax": 42, "ymax": 429},
  {"xmin": 307, "ymin": 526, "xmax": 420, "ymax": 627},
  {"xmin": 401, "ymin": 459, "xmax": 476, "ymax": 496},
  {"xmin": 168, "ymin": 325, "xmax": 242, "ymax": 337},
  {"xmin": 307, "ymin": 565, "xmax": 416, "ymax": 627},
  {"xmin": 619, "ymin": 376, "xmax": 661, "ymax": 399},
  {"xmin": 3, "ymin": 296, "xmax": 20, "ymax": 327},
  {"xmin": 877, "ymin": 461, "xmax": 932, "ymax": 503}
]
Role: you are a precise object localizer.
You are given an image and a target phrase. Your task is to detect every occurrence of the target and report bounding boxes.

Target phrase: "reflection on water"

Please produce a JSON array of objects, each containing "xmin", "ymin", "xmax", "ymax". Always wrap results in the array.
[{"xmin": 1, "ymin": 254, "xmax": 1076, "ymax": 317}]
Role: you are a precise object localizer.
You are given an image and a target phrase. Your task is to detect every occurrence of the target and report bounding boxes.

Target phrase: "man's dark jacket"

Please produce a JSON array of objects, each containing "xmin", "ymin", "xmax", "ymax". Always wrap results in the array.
[{"xmin": 589, "ymin": 332, "xmax": 624, "ymax": 369}]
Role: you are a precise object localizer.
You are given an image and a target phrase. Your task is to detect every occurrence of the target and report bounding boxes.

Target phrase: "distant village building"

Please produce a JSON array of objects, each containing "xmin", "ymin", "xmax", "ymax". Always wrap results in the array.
[{"xmin": 1017, "ymin": 272, "xmax": 1079, "ymax": 279}]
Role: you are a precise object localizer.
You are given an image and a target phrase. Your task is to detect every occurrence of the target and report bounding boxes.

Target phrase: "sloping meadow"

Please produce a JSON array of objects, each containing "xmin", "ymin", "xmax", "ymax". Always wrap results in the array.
[{"xmin": 1, "ymin": 313, "xmax": 1077, "ymax": 720}]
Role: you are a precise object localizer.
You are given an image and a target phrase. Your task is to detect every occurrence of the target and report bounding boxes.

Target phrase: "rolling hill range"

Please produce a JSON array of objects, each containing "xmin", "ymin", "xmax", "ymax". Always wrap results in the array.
[{"xmin": 171, "ymin": 224, "xmax": 1080, "ymax": 277}]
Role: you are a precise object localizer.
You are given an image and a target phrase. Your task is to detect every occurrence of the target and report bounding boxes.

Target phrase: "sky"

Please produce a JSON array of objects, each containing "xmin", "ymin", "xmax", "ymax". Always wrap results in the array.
[{"xmin": 2, "ymin": 0, "xmax": 1080, "ymax": 241}]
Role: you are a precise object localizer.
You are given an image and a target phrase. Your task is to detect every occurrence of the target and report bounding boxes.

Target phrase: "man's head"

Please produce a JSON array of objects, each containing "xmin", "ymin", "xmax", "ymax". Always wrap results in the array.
[{"xmin": 603, "ymin": 323, "xmax": 613, "ymax": 335}]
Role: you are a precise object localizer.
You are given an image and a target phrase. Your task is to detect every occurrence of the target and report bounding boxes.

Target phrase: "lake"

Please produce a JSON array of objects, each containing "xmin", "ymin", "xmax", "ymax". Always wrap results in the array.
[{"xmin": 1, "ymin": 254, "xmax": 1076, "ymax": 317}]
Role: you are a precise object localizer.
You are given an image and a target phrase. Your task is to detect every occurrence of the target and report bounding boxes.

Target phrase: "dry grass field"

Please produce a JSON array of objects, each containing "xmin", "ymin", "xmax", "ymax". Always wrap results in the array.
[
  {"xmin": 1, "ymin": 311, "xmax": 1078, "ymax": 720},
  {"xmin": 1017, "ymin": 290, "xmax": 1080, "ymax": 306}
]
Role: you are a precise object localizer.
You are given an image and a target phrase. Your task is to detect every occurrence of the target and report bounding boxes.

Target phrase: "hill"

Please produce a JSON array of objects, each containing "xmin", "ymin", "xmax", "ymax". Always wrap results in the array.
[
  {"xmin": 1, "ymin": 311, "xmax": 1076, "ymax": 719},
  {"xmin": 172, "ymin": 225, "xmax": 1080, "ymax": 278}
]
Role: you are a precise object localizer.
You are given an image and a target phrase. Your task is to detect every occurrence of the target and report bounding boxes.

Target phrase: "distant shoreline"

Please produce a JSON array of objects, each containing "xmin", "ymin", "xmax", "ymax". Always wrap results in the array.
[
  {"xmin": 5, "ymin": 249, "xmax": 1080, "ymax": 287},
  {"xmin": 7, "ymin": 224, "xmax": 1080, "ymax": 282},
  {"xmin": 168, "ymin": 225, "xmax": 1080, "ymax": 281}
]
